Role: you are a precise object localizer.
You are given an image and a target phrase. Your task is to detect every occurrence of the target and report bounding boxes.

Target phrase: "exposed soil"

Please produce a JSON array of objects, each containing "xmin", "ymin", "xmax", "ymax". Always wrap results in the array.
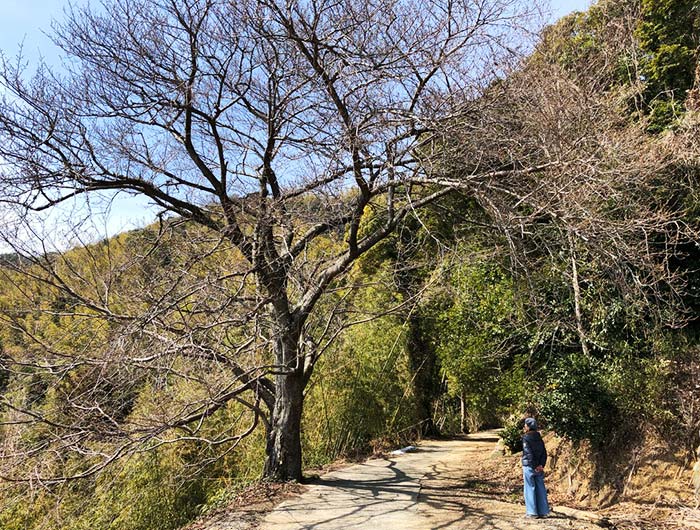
[
  {"xmin": 479, "ymin": 433, "xmax": 700, "ymax": 529},
  {"xmin": 182, "ymin": 482, "xmax": 306, "ymax": 530}
]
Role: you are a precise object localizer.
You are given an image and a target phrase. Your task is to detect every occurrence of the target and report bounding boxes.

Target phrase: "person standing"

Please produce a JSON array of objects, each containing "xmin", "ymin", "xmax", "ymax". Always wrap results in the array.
[{"xmin": 522, "ymin": 417, "xmax": 550, "ymax": 518}]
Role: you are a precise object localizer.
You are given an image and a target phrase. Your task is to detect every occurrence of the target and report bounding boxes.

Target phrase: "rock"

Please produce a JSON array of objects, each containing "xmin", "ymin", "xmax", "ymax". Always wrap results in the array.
[{"xmin": 390, "ymin": 445, "xmax": 418, "ymax": 455}]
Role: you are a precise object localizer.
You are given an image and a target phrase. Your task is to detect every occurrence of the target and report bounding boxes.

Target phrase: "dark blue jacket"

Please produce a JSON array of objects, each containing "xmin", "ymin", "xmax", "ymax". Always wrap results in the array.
[{"xmin": 522, "ymin": 431, "xmax": 547, "ymax": 469}]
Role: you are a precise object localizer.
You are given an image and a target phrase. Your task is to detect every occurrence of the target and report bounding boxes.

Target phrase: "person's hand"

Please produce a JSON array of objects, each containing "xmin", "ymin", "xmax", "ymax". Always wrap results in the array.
[{"xmin": 535, "ymin": 465, "xmax": 544, "ymax": 473}]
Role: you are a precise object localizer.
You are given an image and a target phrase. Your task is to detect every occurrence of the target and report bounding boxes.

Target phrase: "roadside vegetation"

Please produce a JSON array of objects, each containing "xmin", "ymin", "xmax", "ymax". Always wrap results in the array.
[{"xmin": 0, "ymin": 0, "xmax": 699, "ymax": 528}]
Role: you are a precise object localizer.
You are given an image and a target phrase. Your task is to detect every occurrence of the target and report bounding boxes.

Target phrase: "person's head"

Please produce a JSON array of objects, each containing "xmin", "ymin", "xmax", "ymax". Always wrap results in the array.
[{"xmin": 523, "ymin": 417, "xmax": 538, "ymax": 432}]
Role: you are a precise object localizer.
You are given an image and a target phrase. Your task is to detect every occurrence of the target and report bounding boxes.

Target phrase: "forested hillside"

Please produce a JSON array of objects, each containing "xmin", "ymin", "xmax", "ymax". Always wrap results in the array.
[{"xmin": 0, "ymin": 0, "xmax": 699, "ymax": 529}]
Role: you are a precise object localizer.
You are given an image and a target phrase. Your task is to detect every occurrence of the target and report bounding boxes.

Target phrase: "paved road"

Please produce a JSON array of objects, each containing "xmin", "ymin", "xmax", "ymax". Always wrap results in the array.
[{"xmin": 260, "ymin": 432, "xmax": 602, "ymax": 530}]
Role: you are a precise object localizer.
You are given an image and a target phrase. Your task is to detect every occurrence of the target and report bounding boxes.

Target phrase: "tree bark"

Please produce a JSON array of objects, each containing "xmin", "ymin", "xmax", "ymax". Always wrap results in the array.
[
  {"xmin": 568, "ymin": 232, "xmax": 590, "ymax": 357},
  {"xmin": 264, "ymin": 368, "xmax": 305, "ymax": 481},
  {"xmin": 262, "ymin": 299, "xmax": 306, "ymax": 482}
]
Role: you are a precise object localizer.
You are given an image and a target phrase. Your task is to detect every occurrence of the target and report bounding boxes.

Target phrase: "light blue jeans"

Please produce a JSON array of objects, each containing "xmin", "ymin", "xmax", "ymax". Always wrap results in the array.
[{"xmin": 523, "ymin": 466, "xmax": 550, "ymax": 516}]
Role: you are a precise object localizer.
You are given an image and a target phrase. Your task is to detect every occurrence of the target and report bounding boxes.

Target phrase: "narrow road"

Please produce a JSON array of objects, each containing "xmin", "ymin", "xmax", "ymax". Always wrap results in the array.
[{"xmin": 260, "ymin": 431, "xmax": 601, "ymax": 530}]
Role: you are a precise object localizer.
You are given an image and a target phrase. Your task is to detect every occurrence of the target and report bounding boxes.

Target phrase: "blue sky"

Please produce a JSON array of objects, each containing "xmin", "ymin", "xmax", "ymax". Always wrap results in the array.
[
  {"xmin": 0, "ymin": 0, "xmax": 72, "ymax": 66},
  {"xmin": 551, "ymin": 0, "xmax": 593, "ymax": 20},
  {"xmin": 0, "ymin": 0, "xmax": 593, "ymax": 245},
  {"xmin": 1, "ymin": 0, "xmax": 593, "ymax": 69}
]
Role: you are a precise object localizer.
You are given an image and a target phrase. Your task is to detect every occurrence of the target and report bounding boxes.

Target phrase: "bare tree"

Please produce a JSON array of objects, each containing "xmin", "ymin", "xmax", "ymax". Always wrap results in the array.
[
  {"xmin": 0, "ymin": 0, "xmax": 539, "ymax": 482},
  {"xmin": 429, "ymin": 42, "xmax": 699, "ymax": 350}
]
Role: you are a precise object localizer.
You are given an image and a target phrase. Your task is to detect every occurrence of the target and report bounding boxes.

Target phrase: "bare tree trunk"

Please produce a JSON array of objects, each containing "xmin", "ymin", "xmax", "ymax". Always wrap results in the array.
[
  {"xmin": 568, "ymin": 233, "xmax": 590, "ymax": 357},
  {"xmin": 264, "ymin": 369, "xmax": 305, "ymax": 481},
  {"xmin": 459, "ymin": 394, "xmax": 466, "ymax": 434},
  {"xmin": 262, "ymin": 288, "xmax": 306, "ymax": 481}
]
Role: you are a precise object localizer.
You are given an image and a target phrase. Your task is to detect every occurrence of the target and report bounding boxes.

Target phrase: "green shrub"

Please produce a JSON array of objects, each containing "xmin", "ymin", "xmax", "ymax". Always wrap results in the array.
[
  {"xmin": 539, "ymin": 354, "xmax": 620, "ymax": 447},
  {"xmin": 499, "ymin": 417, "xmax": 524, "ymax": 454}
]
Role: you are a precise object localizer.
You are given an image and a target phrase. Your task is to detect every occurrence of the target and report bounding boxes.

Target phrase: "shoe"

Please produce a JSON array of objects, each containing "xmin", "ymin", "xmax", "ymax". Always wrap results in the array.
[{"xmin": 525, "ymin": 514, "xmax": 539, "ymax": 518}]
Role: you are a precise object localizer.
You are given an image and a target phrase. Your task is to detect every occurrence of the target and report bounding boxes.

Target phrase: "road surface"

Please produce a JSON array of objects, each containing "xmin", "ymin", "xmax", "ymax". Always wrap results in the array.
[{"xmin": 259, "ymin": 432, "xmax": 601, "ymax": 530}]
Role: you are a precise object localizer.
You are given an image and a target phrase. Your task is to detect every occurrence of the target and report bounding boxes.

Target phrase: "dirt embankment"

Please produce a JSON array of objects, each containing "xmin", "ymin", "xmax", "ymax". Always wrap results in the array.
[{"xmin": 484, "ymin": 432, "xmax": 700, "ymax": 529}]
